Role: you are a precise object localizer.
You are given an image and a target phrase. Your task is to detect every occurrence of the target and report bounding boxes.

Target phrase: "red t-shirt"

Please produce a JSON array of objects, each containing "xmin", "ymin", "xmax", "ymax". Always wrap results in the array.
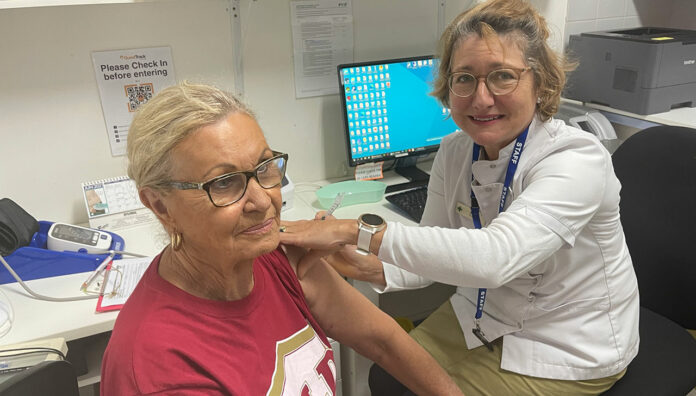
[{"xmin": 101, "ymin": 247, "xmax": 336, "ymax": 395}]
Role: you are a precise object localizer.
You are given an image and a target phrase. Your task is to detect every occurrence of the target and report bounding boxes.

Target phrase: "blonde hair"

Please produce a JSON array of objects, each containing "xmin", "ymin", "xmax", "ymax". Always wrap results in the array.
[
  {"xmin": 431, "ymin": 0, "xmax": 576, "ymax": 121},
  {"xmin": 127, "ymin": 82, "xmax": 255, "ymax": 190}
]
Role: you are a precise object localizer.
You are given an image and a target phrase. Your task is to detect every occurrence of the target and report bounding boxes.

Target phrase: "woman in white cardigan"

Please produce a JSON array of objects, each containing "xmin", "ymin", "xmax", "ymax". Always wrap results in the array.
[{"xmin": 280, "ymin": 0, "xmax": 639, "ymax": 394}]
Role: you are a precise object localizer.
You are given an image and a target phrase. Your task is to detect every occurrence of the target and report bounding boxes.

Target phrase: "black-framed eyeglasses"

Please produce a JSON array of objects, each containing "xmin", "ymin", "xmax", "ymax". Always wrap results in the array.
[
  {"xmin": 448, "ymin": 67, "xmax": 532, "ymax": 98},
  {"xmin": 168, "ymin": 151, "xmax": 288, "ymax": 207}
]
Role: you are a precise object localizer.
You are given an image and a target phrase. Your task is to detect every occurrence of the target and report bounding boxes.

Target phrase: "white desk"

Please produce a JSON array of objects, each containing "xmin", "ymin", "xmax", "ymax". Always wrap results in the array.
[
  {"xmin": 0, "ymin": 222, "xmax": 169, "ymax": 344},
  {"xmin": 560, "ymin": 98, "xmax": 696, "ymax": 147},
  {"xmin": 0, "ymin": 223, "xmax": 168, "ymax": 390},
  {"xmin": 561, "ymin": 97, "xmax": 696, "ymax": 129},
  {"xmin": 0, "ymin": 172, "xmax": 452, "ymax": 396},
  {"xmin": 586, "ymin": 103, "xmax": 696, "ymax": 129}
]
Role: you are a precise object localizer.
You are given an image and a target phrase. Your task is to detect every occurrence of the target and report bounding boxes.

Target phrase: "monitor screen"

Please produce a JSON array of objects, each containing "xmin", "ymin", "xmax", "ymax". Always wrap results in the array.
[{"xmin": 337, "ymin": 55, "xmax": 459, "ymax": 174}]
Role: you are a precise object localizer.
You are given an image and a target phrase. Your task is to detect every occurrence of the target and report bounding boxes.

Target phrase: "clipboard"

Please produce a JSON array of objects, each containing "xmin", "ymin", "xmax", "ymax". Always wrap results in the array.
[{"xmin": 96, "ymin": 256, "xmax": 152, "ymax": 312}]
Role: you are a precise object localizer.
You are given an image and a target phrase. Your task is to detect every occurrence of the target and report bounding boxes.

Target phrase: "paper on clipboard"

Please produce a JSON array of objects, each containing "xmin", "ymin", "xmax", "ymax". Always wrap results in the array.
[{"xmin": 96, "ymin": 256, "xmax": 152, "ymax": 312}]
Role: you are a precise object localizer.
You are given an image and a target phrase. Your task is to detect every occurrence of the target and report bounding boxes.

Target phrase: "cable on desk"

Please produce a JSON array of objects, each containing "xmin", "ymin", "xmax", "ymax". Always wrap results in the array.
[
  {"xmin": 0, "ymin": 249, "xmax": 146, "ymax": 303},
  {"xmin": 0, "ymin": 254, "xmax": 98, "ymax": 302},
  {"xmin": 382, "ymin": 158, "xmax": 397, "ymax": 172},
  {"xmin": 0, "ymin": 288, "xmax": 14, "ymax": 338},
  {"xmin": 0, "ymin": 347, "xmax": 66, "ymax": 362}
]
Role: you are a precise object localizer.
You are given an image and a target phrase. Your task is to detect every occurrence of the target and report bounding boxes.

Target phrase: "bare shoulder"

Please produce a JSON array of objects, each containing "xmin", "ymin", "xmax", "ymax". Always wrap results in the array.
[{"xmin": 279, "ymin": 244, "xmax": 305, "ymax": 275}]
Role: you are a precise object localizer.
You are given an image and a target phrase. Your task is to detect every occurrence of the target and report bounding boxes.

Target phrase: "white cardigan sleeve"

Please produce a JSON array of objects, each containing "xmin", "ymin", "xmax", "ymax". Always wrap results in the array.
[
  {"xmin": 377, "ymin": 134, "xmax": 609, "ymax": 288},
  {"xmin": 376, "ymin": 138, "xmax": 451, "ymax": 292}
]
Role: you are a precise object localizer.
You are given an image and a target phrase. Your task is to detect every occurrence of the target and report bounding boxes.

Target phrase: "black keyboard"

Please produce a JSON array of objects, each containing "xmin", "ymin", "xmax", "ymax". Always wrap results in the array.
[{"xmin": 386, "ymin": 186, "xmax": 428, "ymax": 223}]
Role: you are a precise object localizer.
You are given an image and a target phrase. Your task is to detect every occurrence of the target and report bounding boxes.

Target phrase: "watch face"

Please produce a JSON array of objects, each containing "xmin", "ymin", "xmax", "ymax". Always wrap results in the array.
[{"xmin": 361, "ymin": 213, "xmax": 384, "ymax": 227}]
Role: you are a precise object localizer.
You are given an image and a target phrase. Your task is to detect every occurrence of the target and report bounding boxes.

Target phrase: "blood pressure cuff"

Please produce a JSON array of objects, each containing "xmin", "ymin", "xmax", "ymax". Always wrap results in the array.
[{"xmin": 0, "ymin": 198, "xmax": 39, "ymax": 256}]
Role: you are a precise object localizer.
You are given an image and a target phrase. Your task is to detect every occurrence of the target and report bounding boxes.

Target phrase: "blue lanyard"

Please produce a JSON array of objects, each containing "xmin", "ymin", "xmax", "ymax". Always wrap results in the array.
[{"xmin": 471, "ymin": 126, "xmax": 529, "ymax": 325}]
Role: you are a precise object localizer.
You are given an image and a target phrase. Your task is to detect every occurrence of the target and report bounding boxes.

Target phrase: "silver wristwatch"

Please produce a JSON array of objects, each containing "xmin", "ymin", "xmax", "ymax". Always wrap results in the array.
[{"xmin": 356, "ymin": 213, "xmax": 386, "ymax": 255}]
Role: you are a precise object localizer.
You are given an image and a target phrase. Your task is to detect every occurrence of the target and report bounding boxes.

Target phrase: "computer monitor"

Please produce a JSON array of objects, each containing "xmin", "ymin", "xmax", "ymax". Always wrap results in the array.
[{"xmin": 337, "ymin": 55, "xmax": 460, "ymax": 192}]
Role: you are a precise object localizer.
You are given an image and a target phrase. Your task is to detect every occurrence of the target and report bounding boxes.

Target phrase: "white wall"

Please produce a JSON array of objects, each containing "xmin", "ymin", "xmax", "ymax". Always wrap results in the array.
[
  {"xmin": 2, "ymin": 0, "xmax": 683, "ymax": 226},
  {"xmin": 530, "ymin": 0, "xmax": 568, "ymax": 53},
  {"xmin": 564, "ymin": 0, "xmax": 695, "ymax": 47},
  {"xmin": 2, "ymin": 0, "xmax": 484, "ymax": 225},
  {"xmin": 241, "ymin": 0, "xmax": 473, "ymax": 188},
  {"xmin": 241, "ymin": 0, "xmax": 570, "ymax": 187},
  {"xmin": 669, "ymin": 0, "xmax": 696, "ymax": 29},
  {"xmin": 0, "ymin": 0, "xmax": 236, "ymax": 224}
]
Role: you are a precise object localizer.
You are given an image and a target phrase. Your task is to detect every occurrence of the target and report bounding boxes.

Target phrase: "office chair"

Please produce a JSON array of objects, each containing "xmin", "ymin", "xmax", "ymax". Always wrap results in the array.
[
  {"xmin": 602, "ymin": 125, "xmax": 696, "ymax": 396},
  {"xmin": 0, "ymin": 360, "xmax": 79, "ymax": 396}
]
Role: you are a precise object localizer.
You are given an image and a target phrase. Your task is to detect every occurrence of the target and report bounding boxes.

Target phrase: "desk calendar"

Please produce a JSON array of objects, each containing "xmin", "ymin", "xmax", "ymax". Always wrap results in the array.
[{"xmin": 81, "ymin": 176, "xmax": 157, "ymax": 231}]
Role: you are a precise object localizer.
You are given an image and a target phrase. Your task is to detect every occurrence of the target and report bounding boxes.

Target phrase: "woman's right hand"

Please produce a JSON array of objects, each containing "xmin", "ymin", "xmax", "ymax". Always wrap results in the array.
[
  {"xmin": 279, "ymin": 218, "xmax": 356, "ymax": 251},
  {"xmin": 324, "ymin": 245, "xmax": 386, "ymax": 286}
]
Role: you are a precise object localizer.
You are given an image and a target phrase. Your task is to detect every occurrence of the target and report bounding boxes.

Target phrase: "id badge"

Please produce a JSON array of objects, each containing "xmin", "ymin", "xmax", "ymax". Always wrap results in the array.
[{"xmin": 472, "ymin": 324, "xmax": 494, "ymax": 351}]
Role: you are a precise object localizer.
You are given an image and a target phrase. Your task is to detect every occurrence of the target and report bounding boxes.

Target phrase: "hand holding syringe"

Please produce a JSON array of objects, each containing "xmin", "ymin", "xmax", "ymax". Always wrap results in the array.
[
  {"xmin": 279, "ymin": 192, "xmax": 345, "ymax": 234},
  {"xmin": 321, "ymin": 192, "xmax": 345, "ymax": 220}
]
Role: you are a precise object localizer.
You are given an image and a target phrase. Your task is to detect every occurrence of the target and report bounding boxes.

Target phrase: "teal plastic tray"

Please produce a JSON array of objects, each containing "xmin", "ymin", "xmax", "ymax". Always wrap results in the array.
[{"xmin": 316, "ymin": 180, "xmax": 387, "ymax": 209}]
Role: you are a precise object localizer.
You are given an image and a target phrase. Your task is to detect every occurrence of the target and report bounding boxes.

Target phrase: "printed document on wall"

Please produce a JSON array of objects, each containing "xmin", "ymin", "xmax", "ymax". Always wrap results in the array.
[
  {"xmin": 92, "ymin": 47, "xmax": 176, "ymax": 156},
  {"xmin": 291, "ymin": 0, "xmax": 353, "ymax": 98}
]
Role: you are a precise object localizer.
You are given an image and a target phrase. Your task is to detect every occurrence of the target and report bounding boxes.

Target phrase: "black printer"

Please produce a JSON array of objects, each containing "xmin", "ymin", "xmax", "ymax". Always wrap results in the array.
[{"xmin": 564, "ymin": 27, "xmax": 696, "ymax": 115}]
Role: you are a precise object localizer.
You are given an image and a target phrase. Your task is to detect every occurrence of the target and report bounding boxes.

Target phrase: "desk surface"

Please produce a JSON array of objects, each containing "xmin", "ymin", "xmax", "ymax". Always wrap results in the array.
[
  {"xmin": 0, "ymin": 174, "xmax": 420, "ymax": 395},
  {"xmin": 562, "ymin": 98, "xmax": 696, "ymax": 129},
  {"xmin": 0, "ymin": 172, "xmax": 418, "ymax": 347}
]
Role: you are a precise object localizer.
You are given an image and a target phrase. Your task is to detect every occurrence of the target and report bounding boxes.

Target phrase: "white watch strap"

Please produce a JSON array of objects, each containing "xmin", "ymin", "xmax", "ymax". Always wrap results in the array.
[{"xmin": 357, "ymin": 224, "xmax": 372, "ymax": 253}]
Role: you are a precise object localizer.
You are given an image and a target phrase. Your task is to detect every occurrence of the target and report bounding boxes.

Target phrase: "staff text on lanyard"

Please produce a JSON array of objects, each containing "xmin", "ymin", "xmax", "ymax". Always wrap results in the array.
[{"xmin": 470, "ymin": 125, "xmax": 529, "ymax": 350}]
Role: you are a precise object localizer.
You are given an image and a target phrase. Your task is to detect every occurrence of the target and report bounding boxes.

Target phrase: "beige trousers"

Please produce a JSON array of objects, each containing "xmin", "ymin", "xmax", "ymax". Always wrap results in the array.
[{"xmin": 409, "ymin": 300, "xmax": 625, "ymax": 396}]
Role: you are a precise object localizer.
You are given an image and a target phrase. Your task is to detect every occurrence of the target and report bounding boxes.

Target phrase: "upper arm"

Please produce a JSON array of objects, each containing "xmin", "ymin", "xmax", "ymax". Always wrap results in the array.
[
  {"xmin": 298, "ymin": 254, "xmax": 402, "ymax": 355},
  {"xmin": 280, "ymin": 244, "xmax": 303, "ymax": 276},
  {"xmin": 511, "ymin": 137, "xmax": 610, "ymax": 245}
]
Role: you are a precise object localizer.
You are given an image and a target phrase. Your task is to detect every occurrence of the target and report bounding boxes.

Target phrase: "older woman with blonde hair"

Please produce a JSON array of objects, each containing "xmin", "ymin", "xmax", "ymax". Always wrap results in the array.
[
  {"xmin": 280, "ymin": 0, "xmax": 640, "ymax": 394},
  {"xmin": 100, "ymin": 82, "xmax": 463, "ymax": 396}
]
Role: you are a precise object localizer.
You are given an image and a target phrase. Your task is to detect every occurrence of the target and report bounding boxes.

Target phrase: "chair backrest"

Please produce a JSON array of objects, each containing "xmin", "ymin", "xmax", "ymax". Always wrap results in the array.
[
  {"xmin": 611, "ymin": 126, "xmax": 696, "ymax": 330},
  {"xmin": 0, "ymin": 360, "xmax": 79, "ymax": 396}
]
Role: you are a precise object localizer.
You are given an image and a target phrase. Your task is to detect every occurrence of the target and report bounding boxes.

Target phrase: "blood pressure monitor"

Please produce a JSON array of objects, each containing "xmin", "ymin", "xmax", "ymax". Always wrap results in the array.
[{"xmin": 47, "ymin": 223, "xmax": 113, "ymax": 254}]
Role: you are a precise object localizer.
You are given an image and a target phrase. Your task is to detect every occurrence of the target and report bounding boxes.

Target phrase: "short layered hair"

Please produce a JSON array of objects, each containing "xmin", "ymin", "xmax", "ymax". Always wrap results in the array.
[
  {"xmin": 431, "ymin": 0, "xmax": 576, "ymax": 121},
  {"xmin": 127, "ymin": 82, "xmax": 255, "ymax": 191}
]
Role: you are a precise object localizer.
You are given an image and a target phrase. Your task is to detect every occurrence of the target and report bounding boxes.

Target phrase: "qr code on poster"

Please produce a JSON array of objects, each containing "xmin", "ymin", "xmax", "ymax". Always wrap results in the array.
[{"xmin": 125, "ymin": 83, "xmax": 154, "ymax": 112}]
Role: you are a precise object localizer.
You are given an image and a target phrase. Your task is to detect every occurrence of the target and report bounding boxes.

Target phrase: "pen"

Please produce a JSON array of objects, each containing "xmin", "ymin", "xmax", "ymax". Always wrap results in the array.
[
  {"xmin": 322, "ymin": 192, "xmax": 345, "ymax": 220},
  {"xmin": 81, "ymin": 251, "xmax": 115, "ymax": 291}
]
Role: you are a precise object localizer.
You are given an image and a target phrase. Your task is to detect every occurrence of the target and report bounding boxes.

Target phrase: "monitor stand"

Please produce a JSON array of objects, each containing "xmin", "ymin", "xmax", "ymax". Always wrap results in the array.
[{"xmin": 385, "ymin": 157, "xmax": 430, "ymax": 193}]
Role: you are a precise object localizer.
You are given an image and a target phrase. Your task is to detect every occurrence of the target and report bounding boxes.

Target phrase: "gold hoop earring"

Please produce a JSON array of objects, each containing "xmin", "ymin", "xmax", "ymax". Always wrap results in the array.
[{"xmin": 171, "ymin": 231, "xmax": 183, "ymax": 251}]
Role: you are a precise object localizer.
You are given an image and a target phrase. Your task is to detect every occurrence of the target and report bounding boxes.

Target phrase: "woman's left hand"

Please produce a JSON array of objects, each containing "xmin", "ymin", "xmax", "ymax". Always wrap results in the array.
[
  {"xmin": 324, "ymin": 245, "xmax": 386, "ymax": 286},
  {"xmin": 290, "ymin": 243, "xmax": 386, "ymax": 285}
]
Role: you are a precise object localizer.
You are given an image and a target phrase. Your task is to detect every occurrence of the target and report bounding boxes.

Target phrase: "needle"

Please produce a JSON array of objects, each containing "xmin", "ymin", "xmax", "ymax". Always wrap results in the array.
[
  {"xmin": 322, "ymin": 192, "xmax": 345, "ymax": 220},
  {"xmin": 279, "ymin": 192, "xmax": 346, "ymax": 233}
]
